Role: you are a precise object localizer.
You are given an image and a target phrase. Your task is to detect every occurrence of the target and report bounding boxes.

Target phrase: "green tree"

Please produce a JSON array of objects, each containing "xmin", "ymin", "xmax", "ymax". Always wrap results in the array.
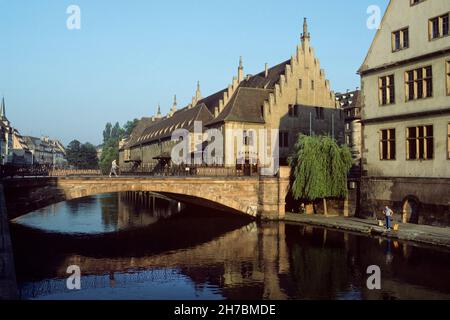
[
  {"xmin": 288, "ymin": 135, "xmax": 353, "ymax": 214},
  {"xmin": 110, "ymin": 122, "xmax": 123, "ymax": 141},
  {"xmin": 99, "ymin": 139, "xmax": 119, "ymax": 175},
  {"xmin": 79, "ymin": 143, "xmax": 99, "ymax": 169},
  {"xmin": 66, "ymin": 140, "xmax": 98, "ymax": 169},
  {"xmin": 103, "ymin": 122, "xmax": 112, "ymax": 144},
  {"xmin": 99, "ymin": 119, "xmax": 136, "ymax": 175},
  {"xmin": 66, "ymin": 140, "xmax": 82, "ymax": 167},
  {"xmin": 100, "ymin": 122, "xmax": 121, "ymax": 175},
  {"xmin": 123, "ymin": 118, "xmax": 139, "ymax": 137}
]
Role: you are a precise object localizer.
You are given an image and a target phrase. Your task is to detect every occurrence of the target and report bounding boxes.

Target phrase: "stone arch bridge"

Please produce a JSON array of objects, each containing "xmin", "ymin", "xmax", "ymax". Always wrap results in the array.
[{"xmin": 1, "ymin": 168, "xmax": 290, "ymax": 220}]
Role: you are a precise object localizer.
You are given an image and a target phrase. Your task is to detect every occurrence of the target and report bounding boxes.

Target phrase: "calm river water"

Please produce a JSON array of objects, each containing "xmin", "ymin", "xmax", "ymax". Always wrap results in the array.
[{"xmin": 9, "ymin": 192, "xmax": 450, "ymax": 300}]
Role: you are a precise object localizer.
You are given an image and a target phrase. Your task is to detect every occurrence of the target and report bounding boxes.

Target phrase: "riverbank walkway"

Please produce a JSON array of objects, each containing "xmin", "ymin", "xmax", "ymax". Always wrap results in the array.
[{"xmin": 285, "ymin": 213, "xmax": 450, "ymax": 249}]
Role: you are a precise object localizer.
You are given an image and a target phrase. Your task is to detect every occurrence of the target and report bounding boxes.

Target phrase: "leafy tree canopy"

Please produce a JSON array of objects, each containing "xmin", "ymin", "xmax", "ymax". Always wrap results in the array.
[
  {"xmin": 123, "ymin": 119, "xmax": 139, "ymax": 138},
  {"xmin": 99, "ymin": 120, "xmax": 131, "ymax": 174},
  {"xmin": 99, "ymin": 138, "xmax": 119, "ymax": 175},
  {"xmin": 103, "ymin": 122, "xmax": 112, "ymax": 144},
  {"xmin": 66, "ymin": 140, "xmax": 98, "ymax": 169},
  {"xmin": 289, "ymin": 135, "xmax": 353, "ymax": 202}
]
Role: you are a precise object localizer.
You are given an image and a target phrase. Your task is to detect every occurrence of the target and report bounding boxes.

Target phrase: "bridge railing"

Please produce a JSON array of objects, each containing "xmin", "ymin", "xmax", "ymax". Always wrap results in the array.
[
  {"xmin": 120, "ymin": 164, "xmax": 259, "ymax": 177},
  {"xmin": 1, "ymin": 164, "xmax": 260, "ymax": 178},
  {"xmin": 0, "ymin": 164, "xmax": 101, "ymax": 178},
  {"xmin": 49, "ymin": 169, "xmax": 101, "ymax": 177}
]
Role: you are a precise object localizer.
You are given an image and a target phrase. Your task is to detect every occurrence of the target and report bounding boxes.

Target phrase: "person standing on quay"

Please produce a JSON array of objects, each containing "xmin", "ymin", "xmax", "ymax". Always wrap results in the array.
[{"xmin": 384, "ymin": 206, "xmax": 394, "ymax": 231}]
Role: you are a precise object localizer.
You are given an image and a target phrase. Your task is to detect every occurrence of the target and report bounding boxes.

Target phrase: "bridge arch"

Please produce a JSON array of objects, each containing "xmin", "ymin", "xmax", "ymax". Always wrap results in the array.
[{"xmin": 1, "ymin": 175, "xmax": 289, "ymax": 220}]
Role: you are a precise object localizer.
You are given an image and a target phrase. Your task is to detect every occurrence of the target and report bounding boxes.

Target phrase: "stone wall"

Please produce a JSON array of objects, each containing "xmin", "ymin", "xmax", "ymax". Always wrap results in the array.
[
  {"xmin": 0, "ymin": 185, "xmax": 18, "ymax": 299},
  {"xmin": 360, "ymin": 177, "xmax": 450, "ymax": 227}
]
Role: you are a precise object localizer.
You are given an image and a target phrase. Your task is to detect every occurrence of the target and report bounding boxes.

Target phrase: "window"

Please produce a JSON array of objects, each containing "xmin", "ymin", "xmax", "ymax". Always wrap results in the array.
[
  {"xmin": 445, "ymin": 14, "xmax": 450, "ymax": 36},
  {"xmin": 407, "ymin": 125, "xmax": 434, "ymax": 160},
  {"xmin": 394, "ymin": 31, "xmax": 400, "ymax": 50},
  {"xmin": 279, "ymin": 131, "xmax": 289, "ymax": 148},
  {"xmin": 248, "ymin": 130, "xmax": 254, "ymax": 146},
  {"xmin": 243, "ymin": 130, "xmax": 254, "ymax": 146},
  {"xmin": 288, "ymin": 105, "xmax": 299, "ymax": 117},
  {"xmin": 431, "ymin": 17, "xmax": 440, "ymax": 39},
  {"xmin": 405, "ymin": 66, "xmax": 432, "ymax": 101},
  {"xmin": 315, "ymin": 107, "xmax": 324, "ymax": 120},
  {"xmin": 403, "ymin": 29, "xmax": 410, "ymax": 49},
  {"xmin": 380, "ymin": 129, "xmax": 396, "ymax": 160},
  {"xmin": 410, "ymin": 0, "xmax": 425, "ymax": 5},
  {"xmin": 447, "ymin": 61, "xmax": 450, "ymax": 96},
  {"xmin": 311, "ymin": 80, "xmax": 315, "ymax": 90},
  {"xmin": 429, "ymin": 13, "xmax": 449, "ymax": 40},
  {"xmin": 448, "ymin": 123, "xmax": 450, "ymax": 159},
  {"xmin": 379, "ymin": 75, "xmax": 395, "ymax": 105},
  {"xmin": 299, "ymin": 79, "xmax": 302, "ymax": 89},
  {"xmin": 392, "ymin": 28, "xmax": 409, "ymax": 51},
  {"xmin": 243, "ymin": 130, "xmax": 249, "ymax": 146}
]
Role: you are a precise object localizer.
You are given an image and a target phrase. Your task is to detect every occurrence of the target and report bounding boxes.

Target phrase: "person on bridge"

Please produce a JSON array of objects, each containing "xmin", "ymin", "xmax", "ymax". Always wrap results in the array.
[{"xmin": 109, "ymin": 160, "xmax": 119, "ymax": 177}]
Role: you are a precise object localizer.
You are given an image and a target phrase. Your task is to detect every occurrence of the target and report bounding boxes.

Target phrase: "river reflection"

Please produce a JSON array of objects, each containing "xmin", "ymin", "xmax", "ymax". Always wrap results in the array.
[
  {"xmin": 12, "ymin": 192, "xmax": 181, "ymax": 234},
  {"xmin": 10, "ymin": 192, "xmax": 450, "ymax": 300}
]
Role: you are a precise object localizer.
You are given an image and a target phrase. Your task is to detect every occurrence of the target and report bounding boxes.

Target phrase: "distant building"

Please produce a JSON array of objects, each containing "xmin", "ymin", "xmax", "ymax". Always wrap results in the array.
[
  {"xmin": 23, "ymin": 136, "xmax": 67, "ymax": 167},
  {"xmin": 0, "ymin": 119, "xmax": 7, "ymax": 164},
  {"xmin": 0, "ymin": 97, "xmax": 33, "ymax": 165},
  {"xmin": 336, "ymin": 90, "xmax": 362, "ymax": 161},
  {"xmin": 358, "ymin": 0, "xmax": 450, "ymax": 226},
  {"xmin": 8, "ymin": 128, "xmax": 33, "ymax": 165},
  {"xmin": 120, "ymin": 19, "xmax": 344, "ymax": 173}
]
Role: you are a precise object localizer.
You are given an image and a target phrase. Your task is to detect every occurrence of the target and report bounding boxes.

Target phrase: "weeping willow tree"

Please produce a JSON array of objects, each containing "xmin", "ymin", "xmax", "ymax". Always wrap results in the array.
[{"xmin": 288, "ymin": 135, "xmax": 353, "ymax": 215}]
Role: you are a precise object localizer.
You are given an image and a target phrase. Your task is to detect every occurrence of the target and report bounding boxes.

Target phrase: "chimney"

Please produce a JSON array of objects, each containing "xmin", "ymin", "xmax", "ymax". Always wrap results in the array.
[{"xmin": 265, "ymin": 63, "xmax": 269, "ymax": 78}]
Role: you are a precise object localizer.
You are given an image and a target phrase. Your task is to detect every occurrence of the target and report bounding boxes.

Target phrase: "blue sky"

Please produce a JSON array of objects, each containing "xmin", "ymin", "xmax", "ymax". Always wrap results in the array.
[{"xmin": 0, "ymin": 0, "xmax": 389, "ymax": 145}]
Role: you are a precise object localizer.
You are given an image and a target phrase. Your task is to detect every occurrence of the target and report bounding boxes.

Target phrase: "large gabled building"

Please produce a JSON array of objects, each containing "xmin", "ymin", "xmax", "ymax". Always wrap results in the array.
[
  {"xmin": 120, "ymin": 19, "xmax": 344, "ymax": 174},
  {"xmin": 120, "ymin": 100, "xmax": 214, "ymax": 173},
  {"xmin": 359, "ymin": 0, "xmax": 450, "ymax": 226}
]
